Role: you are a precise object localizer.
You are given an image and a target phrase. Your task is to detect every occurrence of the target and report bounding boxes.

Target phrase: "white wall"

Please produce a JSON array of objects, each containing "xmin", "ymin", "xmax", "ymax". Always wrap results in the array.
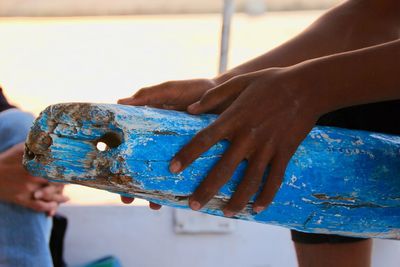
[{"xmin": 60, "ymin": 205, "xmax": 400, "ymax": 267}]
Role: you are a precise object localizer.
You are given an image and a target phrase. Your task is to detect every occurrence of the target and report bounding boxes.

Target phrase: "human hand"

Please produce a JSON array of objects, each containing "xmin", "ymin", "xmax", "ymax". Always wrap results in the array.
[
  {"xmin": 33, "ymin": 183, "xmax": 68, "ymax": 216},
  {"xmin": 118, "ymin": 78, "xmax": 227, "ymax": 113},
  {"xmin": 118, "ymin": 78, "xmax": 225, "ymax": 209},
  {"xmin": 168, "ymin": 68, "xmax": 319, "ymax": 216},
  {"xmin": 0, "ymin": 143, "xmax": 69, "ymax": 215}
]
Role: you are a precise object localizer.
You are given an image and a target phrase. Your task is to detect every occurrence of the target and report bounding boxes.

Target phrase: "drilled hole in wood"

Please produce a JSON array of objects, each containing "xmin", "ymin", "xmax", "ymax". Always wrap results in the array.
[
  {"xmin": 95, "ymin": 132, "xmax": 122, "ymax": 151},
  {"xmin": 96, "ymin": 142, "xmax": 107, "ymax": 151}
]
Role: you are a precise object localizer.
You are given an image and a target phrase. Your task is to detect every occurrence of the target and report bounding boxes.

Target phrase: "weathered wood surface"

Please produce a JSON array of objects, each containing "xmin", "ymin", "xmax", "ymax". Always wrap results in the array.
[{"xmin": 23, "ymin": 103, "xmax": 400, "ymax": 239}]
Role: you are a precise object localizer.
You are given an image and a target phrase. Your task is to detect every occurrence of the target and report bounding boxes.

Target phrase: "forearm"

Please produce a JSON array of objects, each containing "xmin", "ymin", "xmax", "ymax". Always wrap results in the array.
[
  {"xmin": 293, "ymin": 38, "xmax": 400, "ymax": 115},
  {"xmin": 216, "ymin": 0, "xmax": 400, "ymax": 83}
]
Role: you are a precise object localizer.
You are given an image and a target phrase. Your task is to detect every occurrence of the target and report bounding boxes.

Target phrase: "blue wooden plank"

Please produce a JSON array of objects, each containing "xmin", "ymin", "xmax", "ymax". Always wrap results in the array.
[{"xmin": 23, "ymin": 103, "xmax": 400, "ymax": 239}]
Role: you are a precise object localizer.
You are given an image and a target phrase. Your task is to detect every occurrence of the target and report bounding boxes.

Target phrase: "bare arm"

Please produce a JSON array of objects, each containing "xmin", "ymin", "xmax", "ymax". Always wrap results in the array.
[
  {"xmin": 176, "ymin": 37, "xmax": 400, "ymax": 215},
  {"xmin": 120, "ymin": 0, "xmax": 400, "ymax": 110},
  {"xmin": 293, "ymin": 38, "xmax": 400, "ymax": 113},
  {"xmin": 216, "ymin": 0, "xmax": 400, "ymax": 82},
  {"xmin": 119, "ymin": 0, "xmax": 400, "ymax": 111},
  {"xmin": 119, "ymin": 1, "xmax": 400, "ymax": 213}
]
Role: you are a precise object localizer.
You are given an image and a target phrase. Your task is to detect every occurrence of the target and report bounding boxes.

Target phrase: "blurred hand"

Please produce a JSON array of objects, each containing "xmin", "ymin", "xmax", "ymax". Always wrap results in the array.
[{"xmin": 0, "ymin": 143, "xmax": 69, "ymax": 216}]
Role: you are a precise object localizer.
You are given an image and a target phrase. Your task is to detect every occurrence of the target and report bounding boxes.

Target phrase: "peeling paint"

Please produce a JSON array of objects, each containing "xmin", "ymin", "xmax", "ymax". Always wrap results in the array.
[{"xmin": 23, "ymin": 103, "xmax": 400, "ymax": 239}]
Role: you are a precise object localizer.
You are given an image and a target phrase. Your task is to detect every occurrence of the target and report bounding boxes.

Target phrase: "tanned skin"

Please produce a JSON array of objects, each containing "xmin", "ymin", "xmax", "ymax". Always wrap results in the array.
[
  {"xmin": 0, "ymin": 144, "xmax": 68, "ymax": 216},
  {"xmin": 119, "ymin": 1, "xmax": 399, "ymax": 266}
]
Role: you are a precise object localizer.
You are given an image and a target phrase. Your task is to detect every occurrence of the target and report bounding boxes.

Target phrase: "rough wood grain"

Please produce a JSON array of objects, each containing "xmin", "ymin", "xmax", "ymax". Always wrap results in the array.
[{"xmin": 23, "ymin": 103, "xmax": 400, "ymax": 239}]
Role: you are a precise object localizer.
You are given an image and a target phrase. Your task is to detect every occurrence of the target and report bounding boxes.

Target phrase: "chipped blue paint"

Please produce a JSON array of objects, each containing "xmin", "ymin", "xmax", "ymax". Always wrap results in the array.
[{"xmin": 24, "ymin": 103, "xmax": 400, "ymax": 239}]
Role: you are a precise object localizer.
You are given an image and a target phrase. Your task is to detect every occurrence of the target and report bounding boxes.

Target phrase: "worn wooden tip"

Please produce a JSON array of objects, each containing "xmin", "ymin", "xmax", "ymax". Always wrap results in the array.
[{"xmin": 24, "ymin": 103, "xmax": 400, "ymax": 239}]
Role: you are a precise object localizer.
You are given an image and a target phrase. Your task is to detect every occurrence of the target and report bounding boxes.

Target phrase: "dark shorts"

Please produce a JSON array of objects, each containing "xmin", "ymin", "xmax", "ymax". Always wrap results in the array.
[{"xmin": 292, "ymin": 100, "xmax": 400, "ymax": 244}]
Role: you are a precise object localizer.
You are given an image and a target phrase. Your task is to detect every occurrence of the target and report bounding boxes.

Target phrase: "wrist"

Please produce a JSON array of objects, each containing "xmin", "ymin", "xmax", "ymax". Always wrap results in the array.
[{"xmin": 283, "ymin": 64, "xmax": 333, "ymax": 119}]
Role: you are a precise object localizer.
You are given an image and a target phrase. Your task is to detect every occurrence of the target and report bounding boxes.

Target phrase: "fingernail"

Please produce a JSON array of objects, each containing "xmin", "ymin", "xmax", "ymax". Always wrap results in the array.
[
  {"xmin": 169, "ymin": 160, "xmax": 181, "ymax": 173},
  {"xmin": 224, "ymin": 210, "xmax": 234, "ymax": 217},
  {"xmin": 33, "ymin": 191, "xmax": 43, "ymax": 199},
  {"xmin": 190, "ymin": 201, "xmax": 201, "ymax": 211},
  {"xmin": 253, "ymin": 206, "xmax": 264, "ymax": 214}
]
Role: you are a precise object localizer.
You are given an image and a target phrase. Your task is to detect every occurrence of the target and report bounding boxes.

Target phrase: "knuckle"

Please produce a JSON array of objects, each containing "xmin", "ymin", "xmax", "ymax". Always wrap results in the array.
[
  {"xmin": 196, "ymin": 129, "xmax": 214, "ymax": 146},
  {"xmin": 247, "ymin": 128, "xmax": 258, "ymax": 141},
  {"xmin": 236, "ymin": 133, "xmax": 256, "ymax": 149},
  {"xmin": 214, "ymin": 166, "xmax": 231, "ymax": 180}
]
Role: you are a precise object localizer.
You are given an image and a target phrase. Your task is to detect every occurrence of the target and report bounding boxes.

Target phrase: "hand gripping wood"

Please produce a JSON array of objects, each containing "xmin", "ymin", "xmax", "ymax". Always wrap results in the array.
[{"xmin": 23, "ymin": 103, "xmax": 400, "ymax": 239}]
